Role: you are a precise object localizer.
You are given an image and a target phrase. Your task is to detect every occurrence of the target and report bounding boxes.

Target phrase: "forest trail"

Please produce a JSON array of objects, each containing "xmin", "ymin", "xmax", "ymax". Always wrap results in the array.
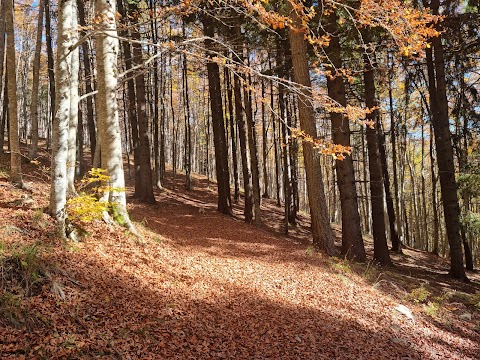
[{"xmin": 0, "ymin": 152, "xmax": 479, "ymax": 359}]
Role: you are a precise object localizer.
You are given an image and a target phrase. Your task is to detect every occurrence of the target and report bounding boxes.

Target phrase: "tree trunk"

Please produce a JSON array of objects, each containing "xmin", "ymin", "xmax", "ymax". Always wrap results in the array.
[
  {"xmin": 377, "ymin": 120, "xmax": 401, "ymax": 253},
  {"xmin": 324, "ymin": 13, "xmax": 365, "ymax": 260},
  {"xmin": 233, "ymin": 60, "xmax": 253, "ymax": 223},
  {"xmin": 261, "ymin": 79, "xmax": 270, "ymax": 199},
  {"xmin": 388, "ymin": 54, "xmax": 402, "ymax": 251},
  {"xmin": 288, "ymin": 5, "xmax": 335, "ymax": 255},
  {"xmin": 225, "ymin": 67, "xmax": 240, "ymax": 202},
  {"xmin": 49, "ymin": 0, "xmax": 73, "ymax": 229},
  {"xmin": 95, "ymin": 0, "xmax": 132, "ymax": 227},
  {"xmin": 129, "ymin": 5, "xmax": 155, "ymax": 203},
  {"xmin": 202, "ymin": 14, "xmax": 232, "ymax": 215},
  {"xmin": 67, "ymin": 1, "xmax": 79, "ymax": 194},
  {"xmin": 28, "ymin": 0, "xmax": 45, "ymax": 159},
  {"xmin": 0, "ymin": 0, "xmax": 6, "ymax": 153},
  {"xmin": 182, "ymin": 22, "xmax": 192, "ymax": 191},
  {"xmin": 5, "ymin": 0, "xmax": 22, "ymax": 186},
  {"xmin": 429, "ymin": 122, "xmax": 440, "ymax": 255},
  {"xmin": 77, "ymin": 0, "xmax": 96, "ymax": 159},
  {"xmin": 425, "ymin": 0, "xmax": 466, "ymax": 280},
  {"xmin": 45, "ymin": 0, "xmax": 55, "ymax": 142},
  {"xmin": 363, "ymin": 44, "xmax": 391, "ymax": 266},
  {"xmin": 244, "ymin": 71, "xmax": 262, "ymax": 226}
]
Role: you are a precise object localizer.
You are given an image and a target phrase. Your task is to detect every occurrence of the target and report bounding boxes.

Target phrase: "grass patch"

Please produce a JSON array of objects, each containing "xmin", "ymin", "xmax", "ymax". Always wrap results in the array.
[
  {"xmin": 0, "ymin": 242, "xmax": 50, "ymax": 297},
  {"xmin": 0, "ymin": 166, "xmax": 9, "ymax": 179},
  {"xmin": 410, "ymin": 285, "xmax": 432, "ymax": 304}
]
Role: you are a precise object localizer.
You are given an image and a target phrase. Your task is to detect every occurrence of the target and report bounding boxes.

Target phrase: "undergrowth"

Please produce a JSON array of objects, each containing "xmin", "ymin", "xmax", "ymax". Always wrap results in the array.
[{"xmin": 0, "ymin": 242, "xmax": 54, "ymax": 328}]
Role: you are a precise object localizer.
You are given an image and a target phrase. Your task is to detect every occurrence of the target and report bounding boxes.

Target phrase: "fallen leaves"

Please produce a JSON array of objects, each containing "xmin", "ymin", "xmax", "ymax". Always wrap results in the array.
[{"xmin": 0, "ymin": 164, "xmax": 479, "ymax": 359}]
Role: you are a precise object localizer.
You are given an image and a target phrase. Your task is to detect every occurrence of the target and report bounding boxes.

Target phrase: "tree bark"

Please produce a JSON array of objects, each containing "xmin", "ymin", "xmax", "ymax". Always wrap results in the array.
[
  {"xmin": 225, "ymin": 67, "xmax": 240, "ymax": 202},
  {"xmin": 288, "ymin": 4, "xmax": 335, "ymax": 255},
  {"xmin": 233, "ymin": 59, "xmax": 253, "ymax": 222},
  {"xmin": 202, "ymin": 14, "xmax": 232, "ymax": 215},
  {"xmin": 244, "ymin": 71, "xmax": 262, "ymax": 226},
  {"xmin": 324, "ymin": 13, "xmax": 365, "ymax": 260},
  {"xmin": 67, "ymin": 1, "xmax": 79, "ymax": 194},
  {"xmin": 49, "ymin": 0, "xmax": 73, "ymax": 229},
  {"xmin": 129, "ymin": 2, "xmax": 155, "ymax": 203},
  {"xmin": 363, "ymin": 44, "xmax": 391, "ymax": 266},
  {"xmin": 95, "ymin": 0, "xmax": 132, "ymax": 227},
  {"xmin": 77, "ymin": 0, "xmax": 96, "ymax": 159},
  {"xmin": 28, "ymin": 0, "xmax": 45, "ymax": 159},
  {"xmin": 424, "ymin": 0, "xmax": 466, "ymax": 280},
  {"xmin": 5, "ymin": 0, "xmax": 22, "ymax": 186},
  {"xmin": 45, "ymin": 0, "xmax": 55, "ymax": 139},
  {"xmin": 0, "ymin": 0, "xmax": 6, "ymax": 153}
]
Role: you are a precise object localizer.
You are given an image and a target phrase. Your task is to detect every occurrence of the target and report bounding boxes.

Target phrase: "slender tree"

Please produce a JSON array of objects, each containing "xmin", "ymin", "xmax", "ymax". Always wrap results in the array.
[
  {"xmin": 50, "ymin": 0, "xmax": 74, "ymax": 230},
  {"xmin": 5, "ymin": 0, "xmax": 23, "ymax": 186},
  {"xmin": 95, "ymin": 0, "xmax": 134, "ymax": 227},
  {"xmin": 29, "ymin": 0, "xmax": 45, "ymax": 159},
  {"xmin": 202, "ymin": 13, "xmax": 232, "ymax": 215}
]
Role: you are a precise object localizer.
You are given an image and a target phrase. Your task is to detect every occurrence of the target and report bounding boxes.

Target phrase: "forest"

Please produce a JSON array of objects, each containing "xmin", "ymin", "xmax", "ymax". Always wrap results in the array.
[{"xmin": 0, "ymin": 0, "xmax": 479, "ymax": 358}]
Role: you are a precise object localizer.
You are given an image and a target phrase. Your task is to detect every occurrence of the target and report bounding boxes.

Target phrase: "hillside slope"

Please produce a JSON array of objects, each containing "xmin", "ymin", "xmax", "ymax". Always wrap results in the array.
[{"xmin": 0, "ymin": 153, "xmax": 479, "ymax": 359}]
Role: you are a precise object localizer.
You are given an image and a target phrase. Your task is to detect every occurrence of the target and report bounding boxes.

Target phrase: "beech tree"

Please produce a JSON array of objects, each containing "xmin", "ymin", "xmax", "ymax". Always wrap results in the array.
[
  {"xmin": 94, "ymin": 0, "xmax": 133, "ymax": 226},
  {"xmin": 50, "ymin": 0, "xmax": 75, "ymax": 229}
]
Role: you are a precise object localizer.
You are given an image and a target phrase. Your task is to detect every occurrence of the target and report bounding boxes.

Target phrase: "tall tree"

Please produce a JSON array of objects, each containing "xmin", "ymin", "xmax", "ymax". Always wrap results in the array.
[
  {"xmin": 95, "ymin": 0, "xmax": 134, "ymax": 227},
  {"xmin": 49, "ymin": 0, "xmax": 74, "ymax": 231},
  {"xmin": 362, "ymin": 37, "xmax": 391, "ymax": 266},
  {"xmin": 288, "ymin": 2, "xmax": 336, "ymax": 255},
  {"xmin": 424, "ymin": 0, "xmax": 466, "ymax": 280},
  {"xmin": 28, "ymin": 0, "xmax": 45, "ymax": 159},
  {"xmin": 128, "ymin": 0, "xmax": 155, "ymax": 204},
  {"xmin": 67, "ymin": 1, "xmax": 79, "ymax": 194},
  {"xmin": 77, "ymin": 0, "xmax": 96, "ymax": 159},
  {"xmin": 202, "ymin": 13, "xmax": 232, "ymax": 215},
  {"xmin": 5, "ymin": 0, "xmax": 23, "ymax": 186},
  {"xmin": 324, "ymin": 11, "xmax": 366, "ymax": 261}
]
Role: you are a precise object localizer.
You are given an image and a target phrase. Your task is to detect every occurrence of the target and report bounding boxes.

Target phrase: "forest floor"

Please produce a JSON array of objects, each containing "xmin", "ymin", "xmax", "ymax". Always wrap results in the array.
[{"xmin": 0, "ymin": 148, "xmax": 479, "ymax": 359}]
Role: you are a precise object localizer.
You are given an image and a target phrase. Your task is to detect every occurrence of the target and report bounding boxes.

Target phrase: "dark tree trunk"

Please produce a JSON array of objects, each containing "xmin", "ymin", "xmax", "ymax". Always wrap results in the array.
[
  {"xmin": 388, "ymin": 54, "xmax": 402, "ymax": 252},
  {"xmin": 202, "ymin": 14, "xmax": 232, "ymax": 215},
  {"xmin": 244, "ymin": 71, "xmax": 262, "ymax": 226},
  {"xmin": 233, "ymin": 60, "xmax": 253, "ymax": 222},
  {"xmin": 129, "ymin": 2, "xmax": 155, "ymax": 203},
  {"xmin": 261, "ymin": 79, "xmax": 270, "ymax": 199},
  {"xmin": 225, "ymin": 67, "xmax": 240, "ymax": 202},
  {"xmin": 288, "ymin": 5, "xmax": 336, "ymax": 255},
  {"xmin": 429, "ymin": 122, "xmax": 440, "ymax": 255},
  {"xmin": 45, "ymin": 0, "xmax": 55, "ymax": 136},
  {"xmin": 363, "ymin": 42, "xmax": 391, "ymax": 266},
  {"xmin": 117, "ymin": 0, "xmax": 139, "ymax": 189},
  {"xmin": 279, "ymin": 81, "xmax": 291, "ymax": 233},
  {"xmin": 77, "ymin": 0, "xmax": 96, "ymax": 160},
  {"xmin": 286, "ymin": 95, "xmax": 298, "ymax": 224},
  {"xmin": 377, "ymin": 121, "xmax": 401, "ymax": 254},
  {"xmin": 269, "ymin": 59, "xmax": 281, "ymax": 207},
  {"xmin": 424, "ymin": 0, "xmax": 466, "ymax": 280},
  {"xmin": 325, "ymin": 14, "xmax": 365, "ymax": 261},
  {"xmin": 182, "ymin": 22, "xmax": 192, "ymax": 191}
]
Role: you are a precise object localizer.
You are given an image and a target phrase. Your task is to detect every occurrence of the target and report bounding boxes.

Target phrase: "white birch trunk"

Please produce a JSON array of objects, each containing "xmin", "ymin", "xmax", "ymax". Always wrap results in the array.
[
  {"xmin": 67, "ymin": 0, "xmax": 79, "ymax": 194},
  {"xmin": 95, "ymin": 0, "xmax": 131, "ymax": 226},
  {"xmin": 49, "ymin": 0, "xmax": 73, "ymax": 226},
  {"xmin": 5, "ymin": 0, "xmax": 23, "ymax": 186},
  {"xmin": 29, "ymin": 0, "xmax": 45, "ymax": 159}
]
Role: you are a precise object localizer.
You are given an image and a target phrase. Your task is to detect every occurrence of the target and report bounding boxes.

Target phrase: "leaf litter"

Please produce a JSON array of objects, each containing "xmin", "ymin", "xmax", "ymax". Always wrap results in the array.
[{"xmin": 0, "ymin": 160, "xmax": 478, "ymax": 359}]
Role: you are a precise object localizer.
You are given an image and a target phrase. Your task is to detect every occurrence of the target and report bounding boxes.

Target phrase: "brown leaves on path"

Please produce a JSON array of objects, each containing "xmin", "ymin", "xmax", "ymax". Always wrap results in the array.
[{"xmin": 0, "ymin": 161, "xmax": 479, "ymax": 359}]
